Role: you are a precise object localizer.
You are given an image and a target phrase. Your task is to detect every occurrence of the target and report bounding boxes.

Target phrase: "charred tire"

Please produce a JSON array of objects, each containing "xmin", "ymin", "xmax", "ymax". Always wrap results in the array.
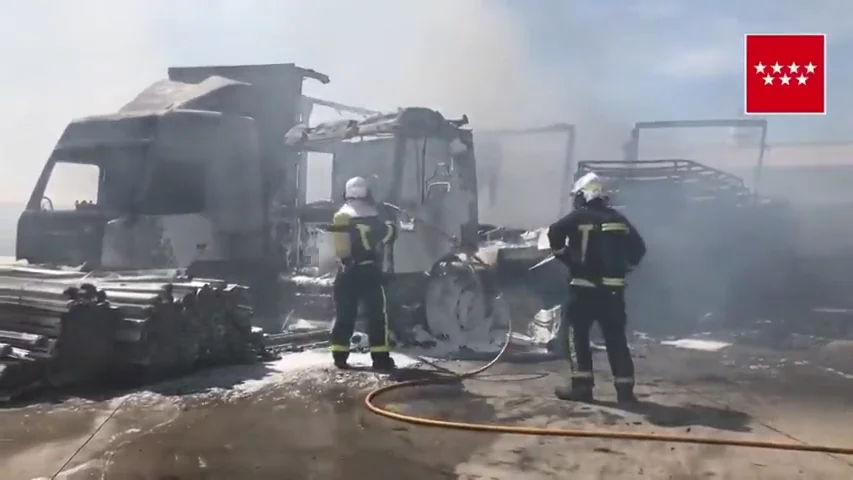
[{"xmin": 423, "ymin": 256, "xmax": 502, "ymax": 346}]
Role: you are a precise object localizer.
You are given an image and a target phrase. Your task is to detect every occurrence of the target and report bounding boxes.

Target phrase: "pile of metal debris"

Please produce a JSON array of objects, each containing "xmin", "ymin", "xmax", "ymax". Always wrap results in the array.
[{"xmin": 0, "ymin": 266, "xmax": 270, "ymax": 401}]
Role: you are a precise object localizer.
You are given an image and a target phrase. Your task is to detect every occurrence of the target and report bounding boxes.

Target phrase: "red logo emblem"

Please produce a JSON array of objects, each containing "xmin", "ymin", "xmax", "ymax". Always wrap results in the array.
[{"xmin": 744, "ymin": 34, "xmax": 826, "ymax": 115}]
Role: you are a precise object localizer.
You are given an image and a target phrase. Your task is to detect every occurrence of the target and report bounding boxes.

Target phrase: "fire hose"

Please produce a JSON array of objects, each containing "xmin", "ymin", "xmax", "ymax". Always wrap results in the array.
[
  {"xmin": 365, "ymin": 359, "xmax": 853, "ymax": 455},
  {"xmin": 365, "ymin": 331, "xmax": 853, "ymax": 455},
  {"xmin": 364, "ymin": 205, "xmax": 853, "ymax": 456}
]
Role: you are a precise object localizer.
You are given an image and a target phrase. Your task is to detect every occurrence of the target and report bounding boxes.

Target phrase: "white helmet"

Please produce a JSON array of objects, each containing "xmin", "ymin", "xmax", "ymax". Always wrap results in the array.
[
  {"xmin": 571, "ymin": 172, "xmax": 605, "ymax": 202},
  {"xmin": 344, "ymin": 176, "xmax": 370, "ymax": 199}
]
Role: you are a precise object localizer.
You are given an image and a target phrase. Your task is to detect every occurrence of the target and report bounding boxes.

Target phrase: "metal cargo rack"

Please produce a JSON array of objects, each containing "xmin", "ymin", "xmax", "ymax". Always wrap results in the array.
[{"xmin": 576, "ymin": 159, "xmax": 756, "ymax": 208}]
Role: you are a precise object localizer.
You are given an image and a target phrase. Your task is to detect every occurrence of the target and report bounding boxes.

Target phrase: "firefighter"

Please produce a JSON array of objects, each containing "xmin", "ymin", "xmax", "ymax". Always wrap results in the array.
[
  {"xmin": 547, "ymin": 172, "xmax": 646, "ymax": 404},
  {"xmin": 329, "ymin": 176, "xmax": 398, "ymax": 370}
]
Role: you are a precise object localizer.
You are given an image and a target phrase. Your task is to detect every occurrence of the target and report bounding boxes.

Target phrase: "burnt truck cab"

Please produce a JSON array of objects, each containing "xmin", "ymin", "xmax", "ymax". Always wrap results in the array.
[
  {"xmin": 17, "ymin": 77, "xmax": 266, "ymax": 270},
  {"xmin": 17, "ymin": 63, "xmax": 330, "ymax": 275},
  {"xmin": 283, "ymin": 109, "xmax": 509, "ymax": 344},
  {"xmin": 17, "ymin": 115, "xmax": 148, "ymax": 267},
  {"xmin": 285, "ymin": 107, "xmax": 480, "ymax": 275}
]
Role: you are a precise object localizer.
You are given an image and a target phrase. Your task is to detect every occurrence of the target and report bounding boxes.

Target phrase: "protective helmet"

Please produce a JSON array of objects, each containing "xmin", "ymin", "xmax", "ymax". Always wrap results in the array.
[
  {"xmin": 344, "ymin": 176, "xmax": 370, "ymax": 200},
  {"xmin": 571, "ymin": 172, "xmax": 605, "ymax": 206}
]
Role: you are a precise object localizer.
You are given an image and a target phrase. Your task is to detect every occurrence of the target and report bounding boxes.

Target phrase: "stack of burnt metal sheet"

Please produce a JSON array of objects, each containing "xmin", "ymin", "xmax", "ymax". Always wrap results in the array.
[{"xmin": 0, "ymin": 266, "xmax": 265, "ymax": 401}]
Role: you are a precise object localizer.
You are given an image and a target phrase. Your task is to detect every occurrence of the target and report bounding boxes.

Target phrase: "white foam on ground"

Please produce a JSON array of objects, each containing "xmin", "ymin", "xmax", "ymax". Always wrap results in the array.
[
  {"xmin": 230, "ymin": 350, "xmax": 421, "ymax": 395},
  {"xmin": 47, "ymin": 350, "xmax": 424, "ymax": 411},
  {"xmin": 822, "ymin": 367, "xmax": 853, "ymax": 380},
  {"xmin": 284, "ymin": 274, "xmax": 335, "ymax": 288},
  {"xmin": 661, "ymin": 338, "xmax": 732, "ymax": 352},
  {"xmin": 284, "ymin": 318, "xmax": 329, "ymax": 331}
]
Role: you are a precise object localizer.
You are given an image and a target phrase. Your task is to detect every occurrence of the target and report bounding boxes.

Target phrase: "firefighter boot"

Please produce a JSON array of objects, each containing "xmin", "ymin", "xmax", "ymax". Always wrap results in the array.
[
  {"xmin": 333, "ymin": 351, "xmax": 350, "ymax": 369},
  {"xmin": 616, "ymin": 383, "xmax": 639, "ymax": 406},
  {"xmin": 371, "ymin": 352, "xmax": 396, "ymax": 371},
  {"xmin": 555, "ymin": 378, "xmax": 594, "ymax": 402}
]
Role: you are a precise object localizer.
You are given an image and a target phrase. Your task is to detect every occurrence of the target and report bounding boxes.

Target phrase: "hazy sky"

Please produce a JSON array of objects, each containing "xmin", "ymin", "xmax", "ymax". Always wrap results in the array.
[{"xmin": 1, "ymin": 0, "xmax": 851, "ymax": 203}]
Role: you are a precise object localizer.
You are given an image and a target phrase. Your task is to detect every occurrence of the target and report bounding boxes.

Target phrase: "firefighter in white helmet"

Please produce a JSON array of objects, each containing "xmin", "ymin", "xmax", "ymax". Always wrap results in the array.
[
  {"xmin": 328, "ymin": 176, "xmax": 398, "ymax": 370},
  {"xmin": 547, "ymin": 172, "xmax": 646, "ymax": 404}
]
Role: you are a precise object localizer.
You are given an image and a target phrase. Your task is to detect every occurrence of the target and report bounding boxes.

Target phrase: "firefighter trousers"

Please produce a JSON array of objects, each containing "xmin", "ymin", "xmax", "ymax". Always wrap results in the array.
[
  {"xmin": 565, "ymin": 285, "xmax": 635, "ymax": 389},
  {"xmin": 330, "ymin": 263, "xmax": 391, "ymax": 357}
]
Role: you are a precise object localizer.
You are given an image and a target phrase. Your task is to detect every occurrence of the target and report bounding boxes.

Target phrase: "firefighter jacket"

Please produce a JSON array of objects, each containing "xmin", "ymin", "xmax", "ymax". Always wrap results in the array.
[
  {"xmin": 547, "ymin": 203, "xmax": 646, "ymax": 287},
  {"xmin": 330, "ymin": 200, "xmax": 398, "ymax": 266}
]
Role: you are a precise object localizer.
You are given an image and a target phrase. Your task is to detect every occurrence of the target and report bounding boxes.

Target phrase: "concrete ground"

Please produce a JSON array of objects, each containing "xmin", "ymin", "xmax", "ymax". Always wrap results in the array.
[{"xmin": 2, "ymin": 338, "xmax": 853, "ymax": 479}]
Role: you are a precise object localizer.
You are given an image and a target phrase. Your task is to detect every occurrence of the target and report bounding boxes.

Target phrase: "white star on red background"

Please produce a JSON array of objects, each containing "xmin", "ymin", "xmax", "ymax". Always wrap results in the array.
[{"xmin": 753, "ymin": 61, "xmax": 817, "ymax": 86}]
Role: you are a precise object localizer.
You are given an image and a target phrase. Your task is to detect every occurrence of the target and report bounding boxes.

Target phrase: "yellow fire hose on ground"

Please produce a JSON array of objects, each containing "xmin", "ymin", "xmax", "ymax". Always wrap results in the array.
[
  {"xmin": 365, "ymin": 202, "xmax": 853, "ymax": 456},
  {"xmin": 364, "ymin": 311, "xmax": 853, "ymax": 456}
]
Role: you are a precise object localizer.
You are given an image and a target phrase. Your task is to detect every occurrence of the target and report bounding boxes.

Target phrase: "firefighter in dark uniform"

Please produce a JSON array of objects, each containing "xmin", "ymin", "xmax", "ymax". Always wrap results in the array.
[
  {"xmin": 547, "ymin": 172, "xmax": 646, "ymax": 404},
  {"xmin": 329, "ymin": 176, "xmax": 398, "ymax": 370}
]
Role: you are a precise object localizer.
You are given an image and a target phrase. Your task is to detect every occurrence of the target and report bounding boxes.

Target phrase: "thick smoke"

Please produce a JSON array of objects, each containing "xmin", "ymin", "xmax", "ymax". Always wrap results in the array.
[
  {"xmin": 0, "ymin": 0, "xmax": 630, "ymax": 224},
  {"xmin": 289, "ymin": 0, "xmax": 631, "ymax": 220},
  {"xmin": 0, "ymin": 1, "xmax": 169, "ymax": 253},
  {"xmin": 0, "ymin": 1, "xmax": 167, "ymax": 204}
]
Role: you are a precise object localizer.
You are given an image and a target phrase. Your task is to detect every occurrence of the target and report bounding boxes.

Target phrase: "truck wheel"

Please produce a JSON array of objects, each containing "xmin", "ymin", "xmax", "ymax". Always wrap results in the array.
[{"xmin": 423, "ymin": 258, "xmax": 497, "ymax": 347}]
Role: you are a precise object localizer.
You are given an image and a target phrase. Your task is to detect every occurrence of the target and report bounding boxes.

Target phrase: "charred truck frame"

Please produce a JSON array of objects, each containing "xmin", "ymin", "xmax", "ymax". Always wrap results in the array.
[{"xmin": 280, "ymin": 108, "xmax": 509, "ymax": 347}]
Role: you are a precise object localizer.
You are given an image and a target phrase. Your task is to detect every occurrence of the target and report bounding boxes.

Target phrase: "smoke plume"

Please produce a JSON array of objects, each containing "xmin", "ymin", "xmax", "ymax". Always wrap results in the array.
[{"xmin": 0, "ymin": 0, "xmax": 630, "ymax": 226}]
